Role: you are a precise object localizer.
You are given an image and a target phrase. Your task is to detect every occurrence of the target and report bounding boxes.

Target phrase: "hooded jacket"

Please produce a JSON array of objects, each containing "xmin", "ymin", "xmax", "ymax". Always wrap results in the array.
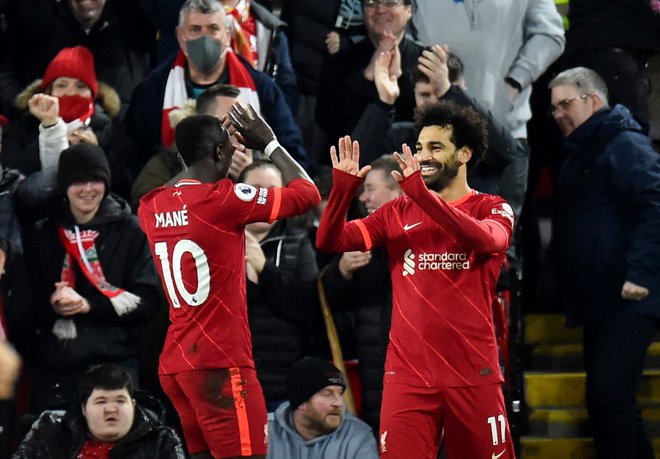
[
  {"xmin": 552, "ymin": 105, "xmax": 660, "ymax": 325},
  {"xmin": 21, "ymin": 194, "xmax": 159, "ymax": 368},
  {"xmin": 267, "ymin": 401, "xmax": 379, "ymax": 459}
]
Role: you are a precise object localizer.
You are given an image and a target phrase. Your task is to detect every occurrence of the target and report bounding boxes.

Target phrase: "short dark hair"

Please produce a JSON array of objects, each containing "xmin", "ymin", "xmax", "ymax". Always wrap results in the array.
[
  {"xmin": 415, "ymin": 101, "xmax": 488, "ymax": 168},
  {"xmin": 369, "ymin": 154, "xmax": 401, "ymax": 189},
  {"xmin": 196, "ymin": 84, "xmax": 241, "ymax": 116},
  {"xmin": 412, "ymin": 51, "xmax": 464, "ymax": 86},
  {"xmin": 77, "ymin": 364, "xmax": 134, "ymax": 406},
  {"xmin": 174, "ymin": 114, "xmax": 230, "ymax": 164}
]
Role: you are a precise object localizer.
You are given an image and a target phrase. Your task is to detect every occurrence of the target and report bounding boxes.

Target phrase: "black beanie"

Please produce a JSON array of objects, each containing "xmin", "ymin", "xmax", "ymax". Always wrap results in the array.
[
  {"xmin": 287, "ymin": 357, "xmax": 346, "ymax": 410},
  {"xmin": 57, "ymin": 143, "xmax": 111, "ymax": 193}
]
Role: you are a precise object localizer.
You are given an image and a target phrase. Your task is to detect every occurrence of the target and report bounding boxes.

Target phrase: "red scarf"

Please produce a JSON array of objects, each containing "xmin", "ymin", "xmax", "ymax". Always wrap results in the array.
[
  {"xmin": 225, "ymin": 0, "xmax": 258, "ymax": 67},
  {"xmin": 161, "ymin": 49, "xmax": 260, "ymax": 148},
  {"xmin": 52, "ymin": 226, "xmax": 141, "ymax": 340},
  {"xmin": 78, "ymin": 438, "xmax": 114, "ymax": 459}
]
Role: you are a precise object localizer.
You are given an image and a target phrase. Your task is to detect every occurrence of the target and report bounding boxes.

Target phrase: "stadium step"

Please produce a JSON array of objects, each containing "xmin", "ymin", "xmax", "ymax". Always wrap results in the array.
[{"xmin": 520, "ymin": 314, "xmax": 660, "ymax": 458}]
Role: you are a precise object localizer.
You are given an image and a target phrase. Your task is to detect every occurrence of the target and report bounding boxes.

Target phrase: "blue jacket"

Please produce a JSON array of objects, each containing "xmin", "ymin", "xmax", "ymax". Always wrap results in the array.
[
  {"xmin": 553, "ymin": 105, "xmax": 660, "ymax": 325},
  {"xmin": 125, "ymin": 53, "xmax": 307, "ymax": 173}
]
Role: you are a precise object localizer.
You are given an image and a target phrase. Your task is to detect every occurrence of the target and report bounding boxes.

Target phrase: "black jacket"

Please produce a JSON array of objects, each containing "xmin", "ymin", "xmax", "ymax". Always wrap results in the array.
[
  {"xmin": 12, "ymin": 403, "xmax": 185, "ymax": 459},
  {"xmin": 247, "ymin": 219, "xmax": 319, "ymax": 403},
  {"xmin": 21, "ymin": 194, "xmax": 159, "ymax": 368},
  {"xmin": 316, "ymin": 37, "xmax": 424, "ymax": 147},
  {"xmin": 321, "ymin": 248, "xmax": 392, "ymax": 433}
]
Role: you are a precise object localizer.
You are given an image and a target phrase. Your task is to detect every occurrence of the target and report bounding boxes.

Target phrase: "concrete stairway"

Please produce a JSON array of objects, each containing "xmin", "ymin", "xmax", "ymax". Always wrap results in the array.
[{"xmin": 520, "ymin": 314, "xmax": 660, "ymax": 458}]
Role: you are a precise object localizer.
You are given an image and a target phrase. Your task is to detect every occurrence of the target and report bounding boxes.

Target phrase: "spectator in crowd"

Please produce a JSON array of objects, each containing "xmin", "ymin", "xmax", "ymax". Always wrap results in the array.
[
  {"xmin": 320, "ymin": 154, "xmax": 402, "ymax": 433},
  {"xmin": 315, "ymin": 0, "xmax": 424, "ymax": 154},
  {"xmin": 1, "ymin": 46, "xmax": 138, "ymax": 201},
  {"xmin": 20, "ymin": 143, "xmax": 159, "ymax": 414},
  {"xmin": 267, "ymin": 357, "xmax": 379, "ymax": 459},
  {"xmin": 316, "ymin": 102, "xmax": 516, "ymax": 458},
  {"xmin": 0, "ymin": 110, "xmax": 68, "ymax": 457},
  {"xmin": 139, "ymin": 0, "xmax": 300, "ymax": 114},
  {"xmin": 352, "ymin": 46, "xmax": 516, "ymax": 196},
  {"xmin": 280, "ymin": 0, "xmax": 365, "ymax": 170},
  {"xmin": 126, "ymin": 0, "xmax": 306, "ymax": 174},
  {"xmin": 411, "ymin": 0, "xmax": 565, "ymax": 220},
  {"xmin": 12, "ymin": 363, "xmax": 186, "ymax": 458},
  {"xmin": 561, "ymin": 0, "xmax": 660, "ymax": 128},
  {"xmin": 546, "ymin": 67, "xmax": 660, "ymax": 459},
  {"xmin": 138, "ymin": 106, "xmax": 319, "ymax": 459},
  {"xmin": 0, "ymin": 0, "xmax": 155, "ymax": 120},
  {"xmin": 130, "ymin": 83, "xmax": 253, "ymax": 208},
  {"xmin": 240, "ymin": 160, "xmax": 320, "ymax": 411}
]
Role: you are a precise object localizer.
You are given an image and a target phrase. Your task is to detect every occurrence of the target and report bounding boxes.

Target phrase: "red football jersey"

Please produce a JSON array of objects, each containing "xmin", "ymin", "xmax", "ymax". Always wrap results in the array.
[
  {"xmin": 317, "ymin": 170, "xmax": 514, "ymax": 387},
  {"xmin": 139, "ymin": 177, "xmax": 319, "ymax": 374}
]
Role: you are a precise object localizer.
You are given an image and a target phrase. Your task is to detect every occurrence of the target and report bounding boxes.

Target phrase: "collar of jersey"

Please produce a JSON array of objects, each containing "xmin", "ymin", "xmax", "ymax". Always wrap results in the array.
[{"xmin": 174, "ymin": 179, "xmax": 202, "ymax": 187}]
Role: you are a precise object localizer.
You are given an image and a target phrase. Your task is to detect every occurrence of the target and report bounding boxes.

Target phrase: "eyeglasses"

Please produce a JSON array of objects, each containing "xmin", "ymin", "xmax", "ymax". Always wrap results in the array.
[
  {"xmin": 363, "ymin": 0, "xmax": 405, "ymax": 8},
  {"xmin": 547, "ymin": 94, "xmax": 589, "ymax": 116}
]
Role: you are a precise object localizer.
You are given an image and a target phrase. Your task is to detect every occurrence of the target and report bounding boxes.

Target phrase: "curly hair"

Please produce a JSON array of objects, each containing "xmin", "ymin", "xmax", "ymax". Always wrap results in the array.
[{"xmin": 414, "ymin": 100, "xmax": 488, "ymax": 169}]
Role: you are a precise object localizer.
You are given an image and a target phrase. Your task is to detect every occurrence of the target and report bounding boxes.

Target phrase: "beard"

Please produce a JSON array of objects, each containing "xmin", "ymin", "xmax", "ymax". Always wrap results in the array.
[{"xmin": 421, "ymin": 157, "xmax": 460, "ymax": 192}]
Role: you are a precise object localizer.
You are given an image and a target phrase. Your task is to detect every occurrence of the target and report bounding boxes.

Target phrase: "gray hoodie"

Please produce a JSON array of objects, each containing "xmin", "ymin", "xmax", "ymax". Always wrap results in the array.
[
  {"xmin": 267, "ymin": 402, "xmax": 379, "ymax": 459},
  {"xmin": 412, "ymin": 0, "xmax": 565, "ymax": 139}
]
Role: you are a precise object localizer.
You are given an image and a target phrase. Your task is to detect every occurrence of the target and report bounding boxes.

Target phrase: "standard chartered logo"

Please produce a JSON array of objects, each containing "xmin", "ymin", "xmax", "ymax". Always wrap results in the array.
[
  {"xmin": 403, "ymin": 249, "xmax": 415, "ymax": 276},
  {"xmin": 402, "ymin": 249, "xmax": 470, "ymax": 276}
]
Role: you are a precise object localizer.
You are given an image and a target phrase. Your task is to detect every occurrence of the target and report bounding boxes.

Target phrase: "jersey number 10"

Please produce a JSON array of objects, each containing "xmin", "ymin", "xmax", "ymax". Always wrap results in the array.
[{"xmin": 154, "ymin": 240, "xmax": 210, "ymax": 308}]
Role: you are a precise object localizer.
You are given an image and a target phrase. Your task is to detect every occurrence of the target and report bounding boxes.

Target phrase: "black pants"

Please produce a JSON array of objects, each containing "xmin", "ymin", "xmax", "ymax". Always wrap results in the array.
[{"xmin": 583, "ymin": 309, "xmax": 658, "ymax": 459}]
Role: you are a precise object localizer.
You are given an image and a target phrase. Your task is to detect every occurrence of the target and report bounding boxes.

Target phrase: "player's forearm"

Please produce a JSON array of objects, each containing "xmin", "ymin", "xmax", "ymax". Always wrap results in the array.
[
  {"xmin": 269, "ymin": 143, "xmax": 314, "ymax": 185},
  {"xmin": 277, "ymin": 179, "xmax": 321, "ymax": 218},
  {"xmin": 316, "ymin": 170, "xmax": 366, "ymax": 253},
  {"xmin": 400, "ymin": 172, "xmax": 511, "ymax": 253}
]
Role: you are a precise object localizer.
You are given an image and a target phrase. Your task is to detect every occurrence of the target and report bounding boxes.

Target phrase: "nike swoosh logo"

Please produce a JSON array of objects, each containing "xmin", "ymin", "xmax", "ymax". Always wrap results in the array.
[
  {"xmin": 403, "ymin": 222, "xmax": 422, "ymax": 231},
  {"xmin": 492, "ymin": 450, "xmax": 506, "ymax": 459}
]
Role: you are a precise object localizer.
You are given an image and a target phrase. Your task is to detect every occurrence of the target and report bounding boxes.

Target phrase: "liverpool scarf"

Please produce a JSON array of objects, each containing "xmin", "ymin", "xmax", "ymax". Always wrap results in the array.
[
  {"xmin": 161, "ymin": 49, "xmax": 261, "ymax": 148},
  {"xmin": 52, "ymin": 226, "xmax": 141, "ymax": 340},
  {"xmin": 225, "ymin": 0, "xmax": 258, "ymax": 67}
]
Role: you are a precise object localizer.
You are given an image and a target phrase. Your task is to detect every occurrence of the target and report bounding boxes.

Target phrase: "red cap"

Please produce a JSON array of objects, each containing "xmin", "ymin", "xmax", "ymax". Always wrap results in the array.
[{"xmin": 40, "ymin": 46, "xmax": 98, "ymax": 99}]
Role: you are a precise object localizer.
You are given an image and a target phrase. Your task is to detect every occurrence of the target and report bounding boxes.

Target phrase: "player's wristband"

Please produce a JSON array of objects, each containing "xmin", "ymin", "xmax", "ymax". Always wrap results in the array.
[{"xmin": 263, "ymin": 139, "xmax": 281, "ymax": 158}]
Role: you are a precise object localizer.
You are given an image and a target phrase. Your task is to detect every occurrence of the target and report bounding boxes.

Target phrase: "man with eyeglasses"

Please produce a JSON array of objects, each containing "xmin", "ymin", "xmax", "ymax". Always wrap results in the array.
[
  {"xmin": 315, "ymin": 0, "xmax": 424, "ymax": 157},
  {"xmin": 547, "ymin": 66, "xmax": 660, "ymax": 459}
]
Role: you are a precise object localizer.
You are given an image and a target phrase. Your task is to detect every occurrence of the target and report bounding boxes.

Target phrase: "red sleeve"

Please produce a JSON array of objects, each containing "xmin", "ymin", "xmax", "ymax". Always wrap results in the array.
[
  {"xmin": 316, "ymin": 170, "xmax": 372, "ymax": 253},
  {"xmin": 399, "ymin": 172, "xmax": 514, "ymax": 254},
  {"xmin": 269, "ymin": 178, "xmax": 321, "ymax": 222}
]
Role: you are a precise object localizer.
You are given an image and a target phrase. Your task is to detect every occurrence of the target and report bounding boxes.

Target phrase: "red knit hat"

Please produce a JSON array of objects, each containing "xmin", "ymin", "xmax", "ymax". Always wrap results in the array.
[{"xmin": 40, "ymin": 46, "xmax": 98, "ymax": 99}]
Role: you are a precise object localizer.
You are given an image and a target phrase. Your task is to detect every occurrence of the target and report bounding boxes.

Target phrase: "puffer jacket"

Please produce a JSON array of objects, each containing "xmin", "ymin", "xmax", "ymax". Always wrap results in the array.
[
  {"xmin": 553, "ymin": 105, "xmax": 660, "ymax": 325},
  {"xmin": 12, "ymin": 400, "xmax": 185, "ymax": 459}
]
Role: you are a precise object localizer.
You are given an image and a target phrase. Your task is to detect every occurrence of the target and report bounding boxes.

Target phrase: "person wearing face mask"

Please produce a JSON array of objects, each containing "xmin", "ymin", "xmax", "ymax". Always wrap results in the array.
[
  {"xmin": 0, "ymin": 0, "xmax": 155, "ymax": 121},
  {"xmin": 126, "ymin": 0, "xmax": 307, "ymax": 177},
  {"xmin": 1, "ymin": 46, "xmax": 139, "ymax": 202}
]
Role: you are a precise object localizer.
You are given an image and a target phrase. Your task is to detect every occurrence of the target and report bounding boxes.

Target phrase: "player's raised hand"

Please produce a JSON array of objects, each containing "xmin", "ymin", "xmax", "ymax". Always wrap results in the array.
[
  {"xmin": 392, "ymin": 144, "xmax": 420, "ymax": 182},
  {"xmin": 228, "ymin": 103, "xmax": 275, "ymax": 151},
  {"xmin": 330, "ymin": 135, "xmax": 371, "ymax": 178}
]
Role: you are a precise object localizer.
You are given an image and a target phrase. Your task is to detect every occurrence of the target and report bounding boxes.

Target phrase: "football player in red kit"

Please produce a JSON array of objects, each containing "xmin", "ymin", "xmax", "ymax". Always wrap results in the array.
[
  {"xmin": 316, "ymin": 101, "xmax": 516, "ymax": 459},
  {"xmin": 138, "ymin": 105, "xmax": 320, "ymax": 459}
]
